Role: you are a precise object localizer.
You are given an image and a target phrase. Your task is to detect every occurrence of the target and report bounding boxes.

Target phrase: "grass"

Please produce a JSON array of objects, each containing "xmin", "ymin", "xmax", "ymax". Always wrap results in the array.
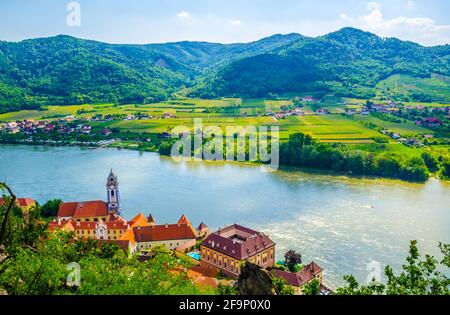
[
  {"xmin": 353, "ymin": 115, "xmax": 434, "ymax": 137},
  {"xmin": 0, "ymin": 97, "xmax": 446, "ymax": 153},
  {"xmin": 376, "ymin": 74, "xmax": 450, "ymax": 103}
]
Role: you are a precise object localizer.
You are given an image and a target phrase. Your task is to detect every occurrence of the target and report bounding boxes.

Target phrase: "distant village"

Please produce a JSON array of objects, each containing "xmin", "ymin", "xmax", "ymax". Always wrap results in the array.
[
  {"xmin": 1, "ymin": 96, "xmax": 449, "ymax": 149},
  {"xmin": 0, "ymin": 170, "xmax": 330, "ymax": 295}
]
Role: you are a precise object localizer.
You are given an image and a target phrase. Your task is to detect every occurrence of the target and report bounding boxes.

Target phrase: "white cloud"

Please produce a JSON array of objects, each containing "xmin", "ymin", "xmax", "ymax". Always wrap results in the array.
[
  {"xmin": 176, "ymin": 11, "xmax": 191, "ymax": 20},
  {"xmin": 349, "ymin": 2, "xmax": 450, "ymax": 45},
  {"xmin": 229, "ymin": 19, "xmax": 243, "ymax": 27},
  {"xmin": 407, "ymin": 1, "xmax": 415, "ymax": 9}
]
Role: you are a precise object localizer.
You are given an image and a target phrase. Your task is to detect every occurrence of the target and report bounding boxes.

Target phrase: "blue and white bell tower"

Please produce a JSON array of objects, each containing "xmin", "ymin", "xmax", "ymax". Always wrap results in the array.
[{"xmin": 106, "ymin": 170, "xmax": 121, "ymax": 215}]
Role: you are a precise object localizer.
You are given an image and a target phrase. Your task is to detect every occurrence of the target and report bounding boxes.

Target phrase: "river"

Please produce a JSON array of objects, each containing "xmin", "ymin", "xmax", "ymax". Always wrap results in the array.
[{"xmin": 1, "ymin": 144, "xmax": 449, "ymax": 288}]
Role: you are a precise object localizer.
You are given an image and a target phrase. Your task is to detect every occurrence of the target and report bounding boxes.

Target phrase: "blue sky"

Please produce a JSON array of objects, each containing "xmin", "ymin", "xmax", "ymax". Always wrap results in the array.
[{"xmin": 0, "ymin": 0, "xmax": 449, "ymax": 46}]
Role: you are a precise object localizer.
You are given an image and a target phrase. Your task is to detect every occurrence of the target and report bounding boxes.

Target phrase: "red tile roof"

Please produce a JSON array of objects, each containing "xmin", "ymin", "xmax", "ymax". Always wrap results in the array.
[
  {"xmin": 271, "ymin": 262, "xmax": 323, "ymax": 287},
  {"xmin": 57, "ymin": 200, "xmax": 108, "ymax": 218},
  {"xmin": 48, "ymin": 219, "xmax": 74, "ymax": 232},
  {"xmin": 197, "ymin": 222, "xmax": 209, "ymax": 231},
  {"xmin": 201, "ymin": 224, "xmax": 275, "ymax": 260},
  {"xmin": 105, "ymin": 221, "xmax": 128, "ymax": 230},
  {"xmin": 133, "ymin": 224, "xmax": 196, "ymax": 242},
  {"xmin": 73, "ymin": 221, "xmax": 98, "ymax": 230},
  {"xmin": 178, "ymin": 214, "xmax": 192, "ymax": 226}
]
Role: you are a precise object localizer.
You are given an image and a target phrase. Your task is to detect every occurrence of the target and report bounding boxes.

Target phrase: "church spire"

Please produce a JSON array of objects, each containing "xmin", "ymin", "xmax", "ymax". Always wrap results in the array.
[{"xmin": 106, "ymin": 170, "xmax": 120, "ymax": 215}]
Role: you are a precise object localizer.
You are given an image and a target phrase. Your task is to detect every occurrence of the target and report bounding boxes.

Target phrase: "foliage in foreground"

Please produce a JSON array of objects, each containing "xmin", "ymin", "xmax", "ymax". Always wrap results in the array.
[
  {"xmin": 336, "ymin": 241, "xmax": 450, "ymax": 295},
  {"xmin": 0, "ymin": 184, "xmax": 212, "ymax": 295}
]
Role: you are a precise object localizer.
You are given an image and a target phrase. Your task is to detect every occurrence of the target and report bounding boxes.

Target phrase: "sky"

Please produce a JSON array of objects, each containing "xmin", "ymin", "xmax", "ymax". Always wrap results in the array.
[{"xmin": 0, "ymin": 0, "xmax": 449, "ymax": 46}]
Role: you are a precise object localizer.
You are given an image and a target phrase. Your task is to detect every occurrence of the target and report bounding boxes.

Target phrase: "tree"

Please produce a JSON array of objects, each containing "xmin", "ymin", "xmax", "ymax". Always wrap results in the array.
[
  {"xmin": 217, "ymin": 283, "xmax": 237, "ymax": 295},
  {"xmin": 272, "ymin": 277, "xmax": 295, "ymax": 295},
  {"xmin": 302, "ymin": 278, "xmax": 321, "ymax": 295},
  {"xmin": 40, "ymin": 199, "xmax": 62, "ymax": 218},
  {"xmin": 284, "ymin": 250, "xmax": 302, "ymax": 272},
  {"xmin": 336, "ymin": 241, "xmax": 449, "ymax": 295}
]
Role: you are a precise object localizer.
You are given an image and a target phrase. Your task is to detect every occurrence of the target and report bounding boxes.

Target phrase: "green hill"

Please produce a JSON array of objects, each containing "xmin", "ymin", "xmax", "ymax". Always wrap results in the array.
[{"xmin": 0, "ymin": 28, "xmax": 449, "ymax": 113}]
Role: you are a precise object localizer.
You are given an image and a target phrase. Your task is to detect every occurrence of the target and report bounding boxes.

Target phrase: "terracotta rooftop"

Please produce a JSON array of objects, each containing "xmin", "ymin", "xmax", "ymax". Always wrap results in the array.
[
  {"xmin": 57, "ymin": 200, "xmax": 108, "ymax": 218},
  {"xmin": 197, "ymin": 222, "xmax": 209, "ymax": 231},
  {"xmin": 271, "ymin": 262, "xmax": 323, "ymax": 287},
  {"xmin": 178, "ymin": 214, "xmax": 192, "ymax": 226},
  {"xmin": 48, "ymin": 219, "xmax": 74, "ymax": 232},
  {"xmin": 201, "ymin": 224, "xmax": 275, "ymax": 260},
  {"xmin": 133, "ymin": 223, "xmax": 196, "ymax": 242}
]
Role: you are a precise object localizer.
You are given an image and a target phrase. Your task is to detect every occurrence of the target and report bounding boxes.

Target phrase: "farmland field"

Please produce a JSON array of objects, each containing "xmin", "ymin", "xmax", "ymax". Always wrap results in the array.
[
  {"xmin": 353, "ymin": 115, "xmax": 434, "ymax": 137},
  {"xmin": 0, "ymin": 97, "xmax": 442, "ymax": 148}
]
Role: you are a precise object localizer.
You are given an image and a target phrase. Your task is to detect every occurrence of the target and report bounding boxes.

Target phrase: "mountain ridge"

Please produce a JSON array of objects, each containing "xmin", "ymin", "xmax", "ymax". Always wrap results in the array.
[{"xmin": 0, "ymin": 27, "xmax": 449, "ymax": 113}]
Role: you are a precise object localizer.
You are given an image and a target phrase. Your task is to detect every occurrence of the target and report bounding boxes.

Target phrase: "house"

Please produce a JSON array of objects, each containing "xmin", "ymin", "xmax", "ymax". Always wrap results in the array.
[
  {"xmin": 57, "ymin": 170, "xmax": 122, "ymax": 222},
  {"xmin": 345, "ymin": 108, "xmax": 356, "ymax": 116},
  {"xmin": 57, "ymin": 200, "xmax": 110, "ymax": 222},
  {"xmin": 200, "ymin": 224, "xmax": 276, "ymax": 279},
  {"xmin": 316, "ymin": 108, "xmax": 328, "ymax": 115},
  {"xmin": 302, "ymin": 96, "xmax": 319, "ymax": 102},
  {"xmin": 48, "ymin": 219, "xmax": 75, "ymax": 232},
  {"xmin": 102, "ymin": 128, "xmax": 112, "ymax": 136},
  {"xmin": 162, "ymin": 112, "xmax": 175, "ymax": 119},
  {"xmin": 73, "ymin": 218, "xmax": 129, "ymax": 240},
  {"xmin": 196, "ymin": 222, "xmax": 211, "ymax": 238},
  {"xmin": 44, "ymin": 124, "xmax": 55, "ymax": 133},
  {"xmin": 271, "ymin": 261, "xmax": 324, "ymax": 295},
  {"xmin": 424, "ymin": 118, "xmax": 442, "ymax": 128},
  {"xmin": 0, "ymin": 198, "xmax": 36, "ymax": 211},
  {"xmin": 133, "ymin": 214, "xmax": 197, "ymax": 253}
]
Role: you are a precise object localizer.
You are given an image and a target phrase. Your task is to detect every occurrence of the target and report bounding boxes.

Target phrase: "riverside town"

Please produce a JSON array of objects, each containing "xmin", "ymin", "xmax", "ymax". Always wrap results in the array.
[{"xmin": 0, "ymin": 0, "xmax": 449, "ymax": 313}]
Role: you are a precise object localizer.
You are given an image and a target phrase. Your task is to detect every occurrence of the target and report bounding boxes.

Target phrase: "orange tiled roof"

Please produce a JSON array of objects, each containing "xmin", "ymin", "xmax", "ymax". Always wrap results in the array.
[
  {"xmin": 197, "ymin": 222, "xmax": 209, "ymax": 231},
  {"xmin": 105, "ymin": 221, "xmax": 128, "ymax": 230},
  {"xmin": 128, "ymin": 213, "xmax": 149, "ymax": 228},
  {"xmin": 57, "ymin": 200, "xmax": 108, "ymax": 218},
  {"xmin": 178, "ymin": 214, "xmax": 192, "ymax": 226},
  {"xmin": 48, "ymin": 219, "xmax": 75, "ymax": 232},
  {"xmin": 73, "ymin": 221, "xmax": 98, "ymax": 230},
  {"xmin": 133, "ymin": 223, "xmax": 196, "ymax": 242}
]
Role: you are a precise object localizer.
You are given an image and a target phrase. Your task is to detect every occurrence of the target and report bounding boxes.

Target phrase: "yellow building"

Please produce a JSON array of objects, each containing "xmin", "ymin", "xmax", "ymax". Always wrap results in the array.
[{"xmin": 200, "ymin": 224, "xmax": 276, "ymax": 278}]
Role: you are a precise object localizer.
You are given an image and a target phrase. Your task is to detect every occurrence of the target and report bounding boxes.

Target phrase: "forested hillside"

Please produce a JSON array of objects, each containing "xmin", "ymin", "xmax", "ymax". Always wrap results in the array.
[{"xmin": 1, "ymin": 27, "xmax": 449, "ymax": 113}]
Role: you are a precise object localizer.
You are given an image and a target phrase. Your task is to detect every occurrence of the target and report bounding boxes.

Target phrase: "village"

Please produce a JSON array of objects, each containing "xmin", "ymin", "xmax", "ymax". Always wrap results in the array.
[
  {"xmin": 0, "ymin": 170, "xmax": 331, "ymax": 295},
  {"xmin": 1, "ymin": 97, "xmax": 448, "ymax": 151}
]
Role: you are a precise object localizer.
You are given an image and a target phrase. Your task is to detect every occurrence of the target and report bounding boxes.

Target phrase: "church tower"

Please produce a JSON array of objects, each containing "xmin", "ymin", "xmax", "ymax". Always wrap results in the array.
[{"xmin": 106, "ymin": 170, "xmax": 121, "ymax": 215}]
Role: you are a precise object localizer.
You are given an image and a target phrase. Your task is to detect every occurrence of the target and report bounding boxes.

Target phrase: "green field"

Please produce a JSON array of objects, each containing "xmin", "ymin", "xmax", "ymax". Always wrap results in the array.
[
  {"xmin": 0, "ymin": 97, "xmax": 444, "ymax": 150},
  {"xmin": 376, "ymin": 74, "xmax": 450, "ymax": 103},
  {"xmin": 353, "ymin": 115, "xmax": 434, "ymax": 137}
]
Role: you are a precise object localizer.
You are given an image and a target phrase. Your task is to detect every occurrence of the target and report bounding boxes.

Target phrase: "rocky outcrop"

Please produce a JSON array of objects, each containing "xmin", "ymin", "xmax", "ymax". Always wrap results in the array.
[{"xmin": 236, "ymin": 262, "xmax": 277, "ymax": 295}]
